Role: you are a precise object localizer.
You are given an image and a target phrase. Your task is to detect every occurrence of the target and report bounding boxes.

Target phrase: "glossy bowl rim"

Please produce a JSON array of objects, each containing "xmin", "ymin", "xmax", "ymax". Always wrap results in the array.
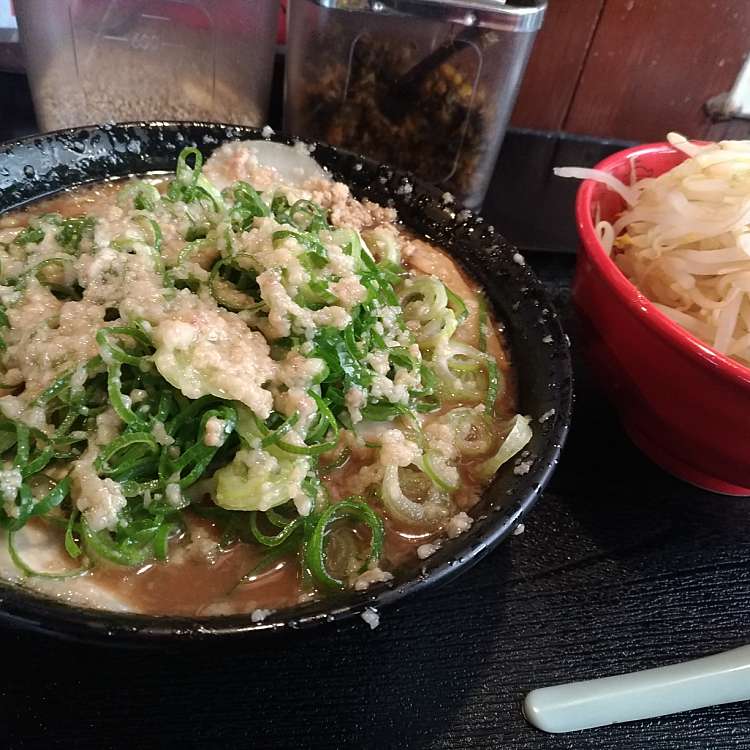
[
  {"xmin": 0, "ymin": 121, "xmax": 572, "ymax": 644},
  {"xmin": 575, "ymin": 141, "xmax": 750, "ymax": 388}
]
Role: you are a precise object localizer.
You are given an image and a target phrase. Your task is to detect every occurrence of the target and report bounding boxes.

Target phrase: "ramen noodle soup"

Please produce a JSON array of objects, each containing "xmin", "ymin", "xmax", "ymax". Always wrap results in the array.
[{"xmin": 0, "ymin": 141, "xmax": 531, "ymax": 617}]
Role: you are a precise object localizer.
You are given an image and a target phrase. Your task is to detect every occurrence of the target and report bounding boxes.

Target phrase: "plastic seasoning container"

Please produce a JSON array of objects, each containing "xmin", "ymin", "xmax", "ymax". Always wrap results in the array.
[
  {"xmin": 284, "ymin": 0, "xmax": 546, "ymax": 209},
  {"xmin": 15, "ymin": 0, "xmax": 279, "ymax": 131}
]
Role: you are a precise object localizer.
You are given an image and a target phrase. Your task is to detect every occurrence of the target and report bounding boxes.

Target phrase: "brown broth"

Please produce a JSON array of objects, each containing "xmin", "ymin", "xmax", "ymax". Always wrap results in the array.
[
  {"xmin": 91, "ymin": 516, "xmax": 301, "ymax": 616},
  {"xmin": 84, "ymin": 512, "xmax": 440, "ymax": 616}
]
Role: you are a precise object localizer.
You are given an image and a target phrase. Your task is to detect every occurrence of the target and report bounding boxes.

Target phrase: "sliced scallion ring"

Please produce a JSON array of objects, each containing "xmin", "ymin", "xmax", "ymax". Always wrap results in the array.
[
  {"xmin": 8, "ymin": 527, "xmax": 90, "ymax": 579},
  {"xmin": 304, "ymin": 498, "xmax": 384, "ymax": 590}
]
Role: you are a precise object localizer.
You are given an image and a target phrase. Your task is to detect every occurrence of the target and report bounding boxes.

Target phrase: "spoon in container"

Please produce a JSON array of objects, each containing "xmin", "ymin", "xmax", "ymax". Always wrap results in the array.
[
  {"xmin": 379, "ymin": 27, "xmax": 486, "ymax": 123},
  {"xmin": 524, "ymin": 644, "xmax": 750, "ymax": 733}
]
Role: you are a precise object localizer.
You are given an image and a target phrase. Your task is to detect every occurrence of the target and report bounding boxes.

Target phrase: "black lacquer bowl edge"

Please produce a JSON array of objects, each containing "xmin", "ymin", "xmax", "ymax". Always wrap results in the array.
[{"xmin": 0, "ymin": 122, "xmax": 573, "ymax": 645}]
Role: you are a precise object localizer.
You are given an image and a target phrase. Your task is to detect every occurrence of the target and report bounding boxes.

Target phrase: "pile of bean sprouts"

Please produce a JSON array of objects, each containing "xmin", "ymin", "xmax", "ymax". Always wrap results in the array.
[{"xmin": 557, "ymin": 132, "xmax": 750, "ymax": 364}]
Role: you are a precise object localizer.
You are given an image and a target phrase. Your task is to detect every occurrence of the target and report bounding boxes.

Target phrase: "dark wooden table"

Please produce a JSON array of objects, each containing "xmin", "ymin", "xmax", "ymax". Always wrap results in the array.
[{"xmin": 2, "ymin": 72, "xmax": 750, "ymax": 749}]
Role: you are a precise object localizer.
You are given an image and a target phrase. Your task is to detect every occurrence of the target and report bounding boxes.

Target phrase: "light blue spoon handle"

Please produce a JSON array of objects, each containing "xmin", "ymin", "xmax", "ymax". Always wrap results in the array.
[{"xmin": 524, "ymin": 645, "xmax": 750, "ymax": 733}]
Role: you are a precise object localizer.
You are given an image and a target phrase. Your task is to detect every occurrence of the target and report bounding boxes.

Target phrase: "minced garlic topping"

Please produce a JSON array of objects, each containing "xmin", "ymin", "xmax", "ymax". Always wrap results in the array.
[
  {"xmin": 71, "ymin": 455, "xmax": 127, "ymax": 532},
  {"xmin": 152, "ymin": 304, "xmax": 276, "ymax": 419}
]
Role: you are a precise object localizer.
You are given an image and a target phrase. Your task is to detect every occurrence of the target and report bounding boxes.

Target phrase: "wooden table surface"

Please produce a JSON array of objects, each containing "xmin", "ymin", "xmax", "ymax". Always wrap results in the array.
[{"xmin": 2, "ymin": 107, "xmax": 750, "ymax": 748}]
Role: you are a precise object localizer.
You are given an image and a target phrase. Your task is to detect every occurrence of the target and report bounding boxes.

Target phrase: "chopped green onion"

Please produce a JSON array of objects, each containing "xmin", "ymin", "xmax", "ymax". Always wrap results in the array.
[
  {"xmin": 250, "ymin": 511, "xmax": 303, "ymax": 547},
  {"xmin": 8, "ymin": 528, "xmax": 90, "ymax": 579},
  {"xmin": 65, "ymin": 510, "xmax": 83, "ymax": 559},
  {"xmin": 478, "ymin": 293, "xmax": 499, "ymax": 413},
  {"xmin": 96, "ymin": 325, "xmax": 152, "ymax": 367},
  {"xmin": 304, "ymin": 498, "xmax": 384, "ymax": 590},
  {"xmin": 55, "ymin": 217, "xmax": 95, "ymax": 251},
  {"xmin": 260, "ymin": 411, "xmax": 300, "ymax": 448}
]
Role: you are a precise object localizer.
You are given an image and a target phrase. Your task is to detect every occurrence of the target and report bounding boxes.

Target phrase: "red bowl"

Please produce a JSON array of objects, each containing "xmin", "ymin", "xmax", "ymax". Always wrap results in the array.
[{"xmin": 573, "ymin": 142, "xmax": 750, "ymax": 496}]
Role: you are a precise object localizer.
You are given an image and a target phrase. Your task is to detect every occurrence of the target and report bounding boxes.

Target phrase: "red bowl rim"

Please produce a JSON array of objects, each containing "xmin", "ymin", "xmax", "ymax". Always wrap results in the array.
[{"xmin": 575, "ymin": 141, "xmax": 750, "ymax": 388}]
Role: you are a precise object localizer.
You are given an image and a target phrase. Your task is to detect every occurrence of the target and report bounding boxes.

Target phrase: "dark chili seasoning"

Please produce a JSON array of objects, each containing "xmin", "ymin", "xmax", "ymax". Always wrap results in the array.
[{"xmin": 294, "ymin": 32, "xmax": 495, "ymax": 203}]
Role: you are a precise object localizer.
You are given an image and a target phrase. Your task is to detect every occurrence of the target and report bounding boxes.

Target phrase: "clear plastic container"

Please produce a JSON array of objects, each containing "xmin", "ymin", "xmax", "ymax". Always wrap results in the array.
[
  {"xmin": 16, "ymin": 0, "xmax": 279, "ymax": 130},
  {"xmin": 285, "ymin": 0, "xmax": 545, "ymax": 209}
]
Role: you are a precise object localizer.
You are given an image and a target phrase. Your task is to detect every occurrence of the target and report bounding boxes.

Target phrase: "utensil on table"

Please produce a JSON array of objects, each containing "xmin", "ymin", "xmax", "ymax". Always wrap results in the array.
[{"xmin": 524, "ymin": 644, "xmax": 750, "ymax": 733}]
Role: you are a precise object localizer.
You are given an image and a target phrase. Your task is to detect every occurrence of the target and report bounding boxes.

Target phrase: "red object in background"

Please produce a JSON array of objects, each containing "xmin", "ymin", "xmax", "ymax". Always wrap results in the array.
[
  {"xmin": 278, "ymin": 0, "xmax": 287, "ymax": 45},
  {"xmin": 574, "ymin": 143, "xmax": 750, "ymax": 496}
]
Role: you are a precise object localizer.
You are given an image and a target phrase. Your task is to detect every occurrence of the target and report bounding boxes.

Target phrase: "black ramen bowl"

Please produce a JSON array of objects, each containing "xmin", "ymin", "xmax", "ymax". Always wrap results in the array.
[{"xmin": 0, "ymin": 122, "xmax": 572, "ymax": 644}]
